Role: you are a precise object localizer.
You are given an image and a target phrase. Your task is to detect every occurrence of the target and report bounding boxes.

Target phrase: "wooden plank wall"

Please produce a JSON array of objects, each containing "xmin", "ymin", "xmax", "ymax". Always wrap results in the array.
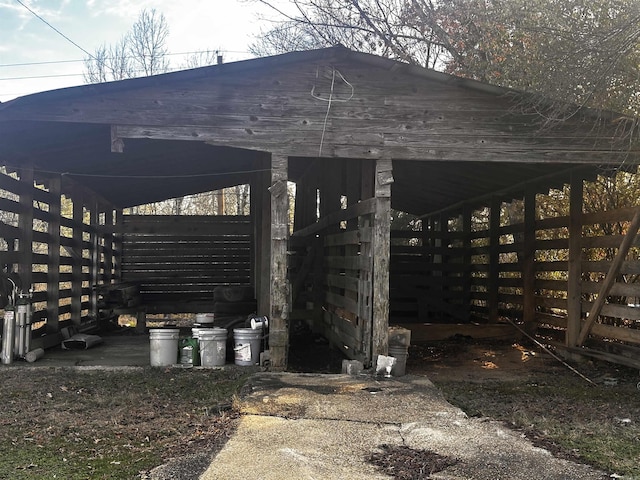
[
  {"xmin": 290, "ymin": 158, "xmax": 381, "ymax": 364},
  {"xmin": 0, "ymin": 168, "xmax": 117, "ymax": 337},
  {"xmin": 114, "ymin": 215, "xmax": 252, "ymax": 308},
  {"xmin": 394, "ymin": 198, "xmax": 640, "ymax": 368},
  {"xmin": 291, "ymin": 201, "xmax": 376, "ymax": 363}
]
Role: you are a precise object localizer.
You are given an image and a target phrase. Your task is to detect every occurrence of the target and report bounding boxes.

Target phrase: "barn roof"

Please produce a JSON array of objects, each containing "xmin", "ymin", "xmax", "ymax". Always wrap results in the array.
[{"xmin": 0, "ymin": 46, "xmax": 636, "ymax": 213}]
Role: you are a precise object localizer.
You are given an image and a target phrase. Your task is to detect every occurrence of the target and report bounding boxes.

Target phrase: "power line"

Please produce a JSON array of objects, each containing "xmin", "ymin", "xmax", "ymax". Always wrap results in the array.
[
  {"xmin": 0, "ymin": 73, "xmax": 84, "ymax": 81},
  {"xmin": 0, "ymin": 50, "xmax": 254, "ymax": 69},
  {"xmin": 14, "ymin": 0, "xmax": 96, "ymax": 60}
]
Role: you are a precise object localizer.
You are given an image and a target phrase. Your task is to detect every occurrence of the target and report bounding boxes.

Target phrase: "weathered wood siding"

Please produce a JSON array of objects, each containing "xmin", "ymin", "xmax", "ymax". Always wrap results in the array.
[{"xmin": 113, "ymin": 215, "xmax": 252, "ymax": 309}]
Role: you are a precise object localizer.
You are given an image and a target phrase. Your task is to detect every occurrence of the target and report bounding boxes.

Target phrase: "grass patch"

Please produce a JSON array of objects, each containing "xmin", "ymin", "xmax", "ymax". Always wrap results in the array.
[
  {"xmin": 434, "ymin": 372, "xmax": 640, "ymax": 478},
  {"xmin": 0, "ymin": 367, "xmax": 251, "ymax": 479}
]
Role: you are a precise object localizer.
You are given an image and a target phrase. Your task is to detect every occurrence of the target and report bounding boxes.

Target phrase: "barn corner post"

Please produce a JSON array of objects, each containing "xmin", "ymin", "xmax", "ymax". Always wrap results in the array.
[
  {"xmin": 269, "ymin": 154, "xmax": 290, "ymax": 370},
  {"xmin": 371, "ymin": 157, "xmax": 393, "ymax": 358},
  {"xmin": 522, "ymin": 186, "xmax": 537, "ymax": 336},
  {"xmin": 565, "ymin": 172, "xmax": 584, "ymax": 356}
]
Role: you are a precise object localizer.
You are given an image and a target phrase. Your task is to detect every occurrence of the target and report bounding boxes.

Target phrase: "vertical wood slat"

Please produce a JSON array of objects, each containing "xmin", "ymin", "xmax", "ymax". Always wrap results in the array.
[
  {"xmin": 269, "ymin": 154, "xmax": 289, "ymax": 370},
  {"xmin": 18, "ymin": 166, "xmax": 35, "ymax": 323},
  {"xmin": 345, "ymin": 160, "xmax": 362, "ymax": 353},
  {"xmin": 257, "ymin": 165, "xmax": 271, "ymax": 319},
  {"xmin": 103, "ymin": 208, "xmax": 114, "ymax": 284},
  {"xmin": 488, "ymin": 197, "xmax": 500, "ymax": 323},
  {"xmin": 360, "ymin": 159, "xmax": 375, "ymax": 364},
  {"xmin": 113, "ymin": 209, "xmax": 124, "ymax": 282},
  {"xmin": 71, "ymin": 191, "xmax": 83, "ymax": 324},
  {"xmin": 462, "ymin": 204, "xmax": 472, "ymax": 321},
  {"xmin": 90, "ymin": 201, "xmax": 99, "ymax": 321},
  {"xmin": 522, "ymin": 187, "xmax": 537, "ymax": 333},
  {"xmin": 371, "ymin": 158, "xmax": 392, "ymax": 357},
  {"xmin": 566, "ymin": 173, "xmax": 583, "ymax": 347},
  {"xmin": 249, "ymin": 172, "xmax": 258, "ymax": 298},
  {"xmin": 47, "ymin": 177, "xmax": 61, "ymax": 330}
]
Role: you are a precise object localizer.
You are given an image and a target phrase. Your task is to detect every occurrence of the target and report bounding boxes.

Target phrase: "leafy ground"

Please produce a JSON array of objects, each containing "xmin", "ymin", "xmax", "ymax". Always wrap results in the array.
[
  {"xmin": 407, "ymin": 340, "xmax": 640, "ymax": 479},
  {"xmin": 0, "ymin": 367, "xmax": 251, "ymax": 479},
  {"xmin": 1, "ymin": 338, "xmax": 639, "ymax": 479}
]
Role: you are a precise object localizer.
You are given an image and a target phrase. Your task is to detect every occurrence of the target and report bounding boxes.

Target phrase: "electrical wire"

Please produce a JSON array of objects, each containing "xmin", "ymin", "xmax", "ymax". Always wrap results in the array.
[
  {"xmin": 0, "ymin": 163, "xmax": 272, "ymax": 179},
  {"xmin": 14, "ymin": 0, "xmax": 97, "ymax": 61}
]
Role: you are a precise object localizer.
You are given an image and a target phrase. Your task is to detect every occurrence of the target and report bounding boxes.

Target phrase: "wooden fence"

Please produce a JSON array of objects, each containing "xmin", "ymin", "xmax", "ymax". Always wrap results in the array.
[
  {"xmin": 0, "ymin": 168, "xmax": 115, "ymax": 340},
  {"xmin": 112, "ymin": 215, "xmax": 253, "ymax": 312},
  {"xmin": 391, "ymin": 202, "xmax": 640, "ymax": 368},
  {"xmin": 291, "ymin": 199, "xmax": 376, "ymax": 363}
]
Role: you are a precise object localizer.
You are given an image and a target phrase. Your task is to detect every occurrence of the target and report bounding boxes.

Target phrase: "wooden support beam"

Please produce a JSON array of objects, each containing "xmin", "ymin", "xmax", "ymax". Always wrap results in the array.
[
  {"xmin": 17, "ymin": 166, "xmax": 35, "ymax": 329},
  {"xmin": 462, "ymin": 204, "xmax": 472, "ymax": 322},
  {"xmin": 71, "ymin": 191, "xmax": 84, "ymax": 324},
  {"xmin": 360, "ymin": 160, "xmax": 375, "ymax": 363},
  {"xmin": 89, "ymin": 201, "xmax": 100, "ymax": 322},
  {"xmin": 488, "ymin": 197, "xmax": 500, "ymax": 323},
  {"xmin": 113, "ymin": 208, "xmax": 124, "ymax": 282},
  {"xmin": 577, "ymin": 208, "xmax": 640, "ymax": 346},
  {"xmin": 47, "ymin": 176, "xmax": 61, "ymax": 330},
  {"xmin": 522, "ymin": 187, "xmax": 537, "ymax": 334},
  {"xmin": 255, "ymin": 161, "xmax": 271, "ymax": 317},
  {"xmin": 371, "ymin": 158, "xmax": 392, "ymax": 357},
  {"xmin": 566, "ymin": 173, "xmax": 583, "ymax": 347},
  {"xmin": 103, "ymin": 208, "xmax": 114, "ymax": 284},
  {"xmin": 269, "ymin": 154, "xmax": 290, "ymax": 370}
]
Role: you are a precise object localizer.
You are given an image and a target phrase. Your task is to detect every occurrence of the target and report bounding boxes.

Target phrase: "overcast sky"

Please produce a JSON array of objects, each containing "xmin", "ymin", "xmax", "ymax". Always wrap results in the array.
[{"xmin": 0, "ymin": 0, "xmax": 283, "ymax": 103}]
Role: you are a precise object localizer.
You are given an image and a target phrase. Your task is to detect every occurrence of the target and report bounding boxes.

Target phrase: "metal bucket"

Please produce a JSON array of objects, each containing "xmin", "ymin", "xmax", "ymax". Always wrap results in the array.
[
  {"xmin": 199, "ymin": 328, "xmax": 227, "ymax": 367},
  {"xmin": 388, "ymin": 344, "xmax": 409, "ymax": 377},
  {"xmin": 149, "ymin": 328, "xmax": 180, "ymax": 366},
  {"xmin": 233, "ymin": 328, "xmax": 262, "ymax": 366}
]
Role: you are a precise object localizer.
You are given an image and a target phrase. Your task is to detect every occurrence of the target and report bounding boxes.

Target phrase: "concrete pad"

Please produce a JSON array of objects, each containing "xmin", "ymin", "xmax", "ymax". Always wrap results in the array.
[{"xmin": 200, "ymin": 372, "xmax": 608, "ymax": 480}]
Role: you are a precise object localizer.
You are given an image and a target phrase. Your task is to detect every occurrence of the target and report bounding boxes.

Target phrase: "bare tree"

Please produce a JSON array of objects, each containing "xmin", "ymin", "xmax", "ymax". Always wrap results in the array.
[
  {"xmin": 252, "ymin": 0, "xmax": 640, "ymax": 131},
  {"xmin": 84, "ymin": 8, "xmax": 169, "ymax": 83}
]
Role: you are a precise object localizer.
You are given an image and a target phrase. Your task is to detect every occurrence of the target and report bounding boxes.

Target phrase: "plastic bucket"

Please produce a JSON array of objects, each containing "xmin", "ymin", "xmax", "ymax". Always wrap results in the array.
[
  {"xmin": 388, "ymin": 344, "xmax": 409, "ymax": 377},
  {"xmin": 233, "ymin": 328, "xmax": 262, "ymax": 366},
  {"xmin": 199, "ymin": 328, "xmax": 227, "ymax": 367},
  {"xmin": 149, "ymin": 328, "xmax": 180, "ymax": 366},
  {"xmin": 195, "ymin": 313, "xmax": 215, "ymax": 324}
]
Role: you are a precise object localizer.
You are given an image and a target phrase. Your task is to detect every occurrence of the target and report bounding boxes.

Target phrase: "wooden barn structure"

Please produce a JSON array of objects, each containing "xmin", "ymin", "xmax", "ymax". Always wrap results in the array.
[{"xmin": 2, "ymin": 46, "xmax": 640, "ymax": 369}]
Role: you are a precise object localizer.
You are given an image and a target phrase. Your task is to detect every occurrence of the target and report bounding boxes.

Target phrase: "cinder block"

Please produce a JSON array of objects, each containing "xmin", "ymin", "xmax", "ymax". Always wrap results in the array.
[{"xmin": 341, "ymin": 359, "xmax": 364, "ymax": 375}]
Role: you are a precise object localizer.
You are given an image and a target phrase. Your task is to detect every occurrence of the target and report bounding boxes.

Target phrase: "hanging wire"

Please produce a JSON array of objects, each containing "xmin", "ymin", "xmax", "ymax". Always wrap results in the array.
[{"xmin": 310, "ymin": 66, "xmax": 354, "ymax": 157}]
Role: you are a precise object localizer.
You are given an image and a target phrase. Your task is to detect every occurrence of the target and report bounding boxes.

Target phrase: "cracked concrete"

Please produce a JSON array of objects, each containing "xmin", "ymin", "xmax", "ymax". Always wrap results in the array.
[{"xmin": 198, "ymin": 372, "xmax": 609, "ymax": 480}]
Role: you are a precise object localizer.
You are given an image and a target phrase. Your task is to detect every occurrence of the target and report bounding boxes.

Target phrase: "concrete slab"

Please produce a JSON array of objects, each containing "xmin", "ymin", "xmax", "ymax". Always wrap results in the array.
[
  {"xmin": 199, "ymin": 372, "xmax": 609, "ymax": 480},
  {"xmin": 9, "ymin": 333, "xmax": 151, "ymax": 368}
]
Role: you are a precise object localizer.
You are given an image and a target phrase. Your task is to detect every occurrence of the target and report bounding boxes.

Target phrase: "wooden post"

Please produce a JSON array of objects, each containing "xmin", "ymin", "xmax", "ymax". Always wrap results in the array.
[
  {"xmin": 462, "ymin": 204, "xmax": 472, "ymax": 322},
  {"xmin": 250, "ymin": 169, "xmax": 259, "ymax": 300},
  {"xmin": 89, "ymin": 201, "xmax": 100, "ymax": 322},
  {"xmin": 71, "ymin": 191, "xmax": 83, "ymax": 324},
  {"xmin": 371, "ymin": 158, "xmax": 392, "ymax": 357},
  {"xmin": 113, "ymin": 209, "xmax": 124, "ymax": 282},
  {"xmin": 18, "ymin": 166, "xmax": 35, "ymax": 321},
  {"xmin": 577, "ymin": 208, "xmax": 640, "ymax": 346},
  {"xmin": 522, "ymin": 187, "xmax": 537, "ymax": 334},
  {"xmin": 360, "ymin": 159, "xmax": 375, "ymax": 363},
  {"xmin": 47, "ymin": 176, "xmax": 61, "ymax": 330},
  {"xmin": 488, "ymin": 197, "xmax": 500, "ymax": 323},
  {"xmin": 269, "ymin": 154, "xmax": 290, "ymax": 370},
  {"xmin": 253, "ymin": 158, "xmax": 272, "ymax": 317},
  {"xmin": 566, "ymin": 174, "xmax": 583, "ymax": 348},
  {"xmin": 103, "ymin": 208, "xmax": 114, "ymax": 284}
]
